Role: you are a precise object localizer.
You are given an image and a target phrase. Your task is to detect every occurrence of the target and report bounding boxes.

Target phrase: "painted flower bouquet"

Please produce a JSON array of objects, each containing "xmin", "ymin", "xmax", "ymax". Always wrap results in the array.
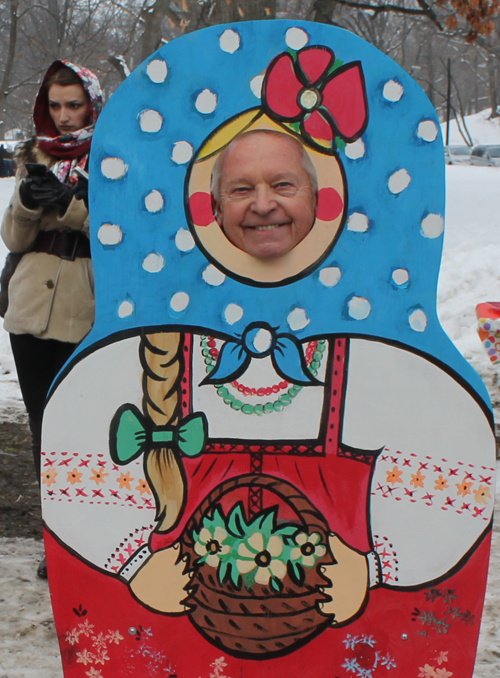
[
  {"xmin": 181, "ymin": 474, "xmax": 334, "ymax": 657},
  {"xmin": 192, "ymin": 503, "xmax": 327, "ymax": 594}
]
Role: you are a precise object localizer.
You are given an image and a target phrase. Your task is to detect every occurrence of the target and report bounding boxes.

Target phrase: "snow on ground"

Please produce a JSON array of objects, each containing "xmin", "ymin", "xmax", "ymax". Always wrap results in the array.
[
  {"xmin": 442, "ymin": 108, "xmax": 500, "ymax": 146},
  {"xmin": 438, "ymin": 165, "xmax": 500, "ymax": 418},
  {"xmin": 1, "ymin": 163, "xmax": 500, "ymax": 676},
  {"xmin": 0, "ymin": 178, "xmax": 26, "ymax": 424}
]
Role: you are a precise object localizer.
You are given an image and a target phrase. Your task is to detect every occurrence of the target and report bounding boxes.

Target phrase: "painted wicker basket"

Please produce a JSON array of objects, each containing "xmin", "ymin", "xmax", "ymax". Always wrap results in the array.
[{"xmin": 181, "ymin": 474, "xmax": 334, "ymax": 657}]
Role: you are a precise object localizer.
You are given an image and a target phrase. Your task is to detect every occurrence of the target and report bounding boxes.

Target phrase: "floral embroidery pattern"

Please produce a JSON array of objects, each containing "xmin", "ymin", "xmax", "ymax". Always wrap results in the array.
[
  {"xmin": 342, "ymin": 634, "xmax": 396, "ymax": 676},
  {"xmin": 412, "ymin": 587, "xmax": 475, "ymax": 636},
  {"xmin": 374, "ymin": 448, "xmax": 494, "ymax": 521},
  {"xmin": 64, "ymin": 617, "xmax": 123, "ymax": 676},
  {"xmin": 41, "ymin": 450, "xmax": 154, "ymax": 509},
  {"xmin": 104, "ymin": 525, "xmax": 154, "ymax": 573},
  {"xmin": 418, "ymin": 650, "xmax": 453, "ymax": 677},
  {"xmin": 124, "ymin": 626, "xmax": 177, "ymax": 675},
  {"xmin": 372, "ymin": 535, "xmax": 399, "ymax": 584},
  {"xmin": 192, "ymin": 504, "xmax": 327, "ymax": 592},
  {"xmin": 198, "ymin": 656, "xmax": 232, "ymax": 678}
]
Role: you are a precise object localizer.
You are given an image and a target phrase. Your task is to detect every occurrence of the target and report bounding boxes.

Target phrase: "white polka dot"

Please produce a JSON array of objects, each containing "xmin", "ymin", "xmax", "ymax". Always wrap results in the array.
[
  {"xmin": 250, "ymin": 75, "xmax": 264, "ymax": 99},
  {"xmin": 171, "ymin": 141, "xmax": 193, "ymax": 165},
  {"xmin": 224, "ymin": 303, "xmax": 244, "ymax": 325},
  {"xmin": 118, "ymin": 300, "xmax": 134, "ymax": 318},
  {"xmin": 287, "ymin": 308, "xmax": 310, "ymax": 331},
  {"xmin": 319, "ymin": 267, "xmax": 341, "ymax": 287},
  {"xmin": 175, "ymin": 228, "xmax": 195, "ymax": 252},
  {"xmin": 348, "ymin": 296, "xmax": 371, "ymax": 320},
  {"xmin": 388, "ymin": 169, "xmax": 411, "ymax": 194},
  {"xmin": 139, "ymin": 109, "xmax": 163, "ymax": 133},
  {"xmin": 345, "ymin": 138, "xmax": 365, "ymax": 160},
  {"xmin": 347, "ymin": 212, "xmax": 369, "ymax": 232},
  {"xmin": 196, "ymin": 89, "xmax": 217, "ymax": 114},
  {"xmin": 101, "ymin": 157, "xmax": 128, "ymax": 179},
  {"xmin": 392, "ymin": 268, "xmax": 409, "ymax": 286},
  {"xmin": 417, "ymin": 120, "xmax": 438, "ymax": 142},
  {"xmin": 98, "ymin": 223, "xmax": 122, "ymax": 245},
  {"xmin": 142, "ymin": 253, "xmax": 165, "ymax": 273},
  {"xmin": 409, "ymin": 308, "xmax": 427, "ymax": 332},
  {"xmin": 421, "ymin": 213, "xmax": 444, "ymax": 239},
  {"xmin": 203, "ymin": 264, "xmax": 226, "ymax": 286},
  {"xmin": 285, "ymin": 27, "xmax": 309, "ymax": 50},
  {"xmin": 383, "ymin": 80, "xmax": 404, "ymax": 102},
  {"xmin": 170, "ymin": 292, "xmax": 190, "ymax": 313},
  {"xmin": 253, "ymin": 328, "xmax": 272, "ymax": 353},
  {"xmin": 219, "ymin": 29, "xmax": 240, "ymax": 53},
  {"xmin": 144, "ymin": 190, "xmax": 164, "ymax": 213},
  {"xmin": 147, "ymin": 59, "xmax": 168, "ymax": 83}
]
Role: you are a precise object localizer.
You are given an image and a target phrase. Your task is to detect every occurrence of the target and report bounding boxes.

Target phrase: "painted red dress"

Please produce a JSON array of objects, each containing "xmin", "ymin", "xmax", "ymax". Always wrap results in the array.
[{"xmin": 42, "ymin": 333, "xmax": 495, "ymax": 678}]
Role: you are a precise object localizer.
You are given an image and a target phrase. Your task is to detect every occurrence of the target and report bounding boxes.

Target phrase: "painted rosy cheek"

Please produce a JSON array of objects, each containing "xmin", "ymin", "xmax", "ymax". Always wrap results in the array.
[
  {"xmin": 189, "ymin": 192, "xmax": 214, "ymax": 226},
  {"xmin": 316, "ymin": 187, "xmax": 344, "ymax": 222}
]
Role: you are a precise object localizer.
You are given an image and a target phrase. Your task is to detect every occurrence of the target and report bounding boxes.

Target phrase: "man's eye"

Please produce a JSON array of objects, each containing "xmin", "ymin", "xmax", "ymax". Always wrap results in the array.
[
  {"xmin": 274, "ymin": 182, "xmax": 296, "ymax": 192},
  {"xmin": 232, "ymin": 187, "xmax": 251, "ymax": 195}
]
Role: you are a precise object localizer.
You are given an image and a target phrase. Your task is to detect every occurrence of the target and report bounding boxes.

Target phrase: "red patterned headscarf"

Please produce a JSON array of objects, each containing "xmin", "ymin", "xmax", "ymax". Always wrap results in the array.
[{"xmin": 34, "ymin": 60, "xmax": 103, "ymax": 171}]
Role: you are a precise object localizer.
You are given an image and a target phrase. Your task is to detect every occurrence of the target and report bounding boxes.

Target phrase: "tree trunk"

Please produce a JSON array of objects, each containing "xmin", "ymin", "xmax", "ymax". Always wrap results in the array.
[
  {"xmin": 0, "ymin": 0, "xmax": 19, "ymax": 141},
  {"xmin": 310, "ymin": 0, "xmax": 337, "ymax": 24},
  {"xmin": 487, "ymin": 57, "xmax": 499, "ymax": 118}
]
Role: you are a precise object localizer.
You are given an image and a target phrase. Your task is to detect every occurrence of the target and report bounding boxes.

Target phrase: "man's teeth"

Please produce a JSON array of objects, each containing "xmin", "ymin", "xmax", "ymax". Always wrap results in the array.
[{"xmin": 254, "ymin": 224, "xmax": 280, "ymax": 231}]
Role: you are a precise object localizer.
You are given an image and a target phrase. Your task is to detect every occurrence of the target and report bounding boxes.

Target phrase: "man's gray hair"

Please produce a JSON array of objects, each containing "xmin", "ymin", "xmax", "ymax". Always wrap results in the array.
[{"xmin": 211, "ymin": 129, "xmax": 318, "ymax": 202}]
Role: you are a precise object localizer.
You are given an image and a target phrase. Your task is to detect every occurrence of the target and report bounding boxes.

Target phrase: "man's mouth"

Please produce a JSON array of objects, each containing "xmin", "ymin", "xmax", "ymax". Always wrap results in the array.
[{"xmin": 246, "ymin": 224, "xmax": 286, "ymax": 231}]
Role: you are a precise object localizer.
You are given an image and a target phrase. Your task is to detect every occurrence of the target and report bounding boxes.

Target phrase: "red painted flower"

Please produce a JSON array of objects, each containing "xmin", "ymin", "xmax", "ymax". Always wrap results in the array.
[{"xmin": 263, "ymin": 46, "xmax": 367, "ymax": 152}]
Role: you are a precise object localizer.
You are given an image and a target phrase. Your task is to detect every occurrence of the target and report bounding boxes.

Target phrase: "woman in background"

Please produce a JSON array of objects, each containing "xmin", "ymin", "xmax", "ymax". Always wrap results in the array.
[{"xmin": 1, "ymin": 60, "xmax": 103, "ymax": 577}]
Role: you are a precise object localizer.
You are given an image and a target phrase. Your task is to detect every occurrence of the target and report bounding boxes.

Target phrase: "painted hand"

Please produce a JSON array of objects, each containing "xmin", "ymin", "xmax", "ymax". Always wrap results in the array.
[
  {"xmin": 318, "ymin": 534, "xmax": 369, "ymax": 624},
  {"xmin": 129, "ymin": 543, "xmax": 190, "ymax": 614}
]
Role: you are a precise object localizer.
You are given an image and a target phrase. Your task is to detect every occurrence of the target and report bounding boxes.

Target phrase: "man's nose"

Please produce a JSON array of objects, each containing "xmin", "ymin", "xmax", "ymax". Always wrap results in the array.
[{"xmin": 251, "ymin": 185, "xmax": 277, "ymax": 214}]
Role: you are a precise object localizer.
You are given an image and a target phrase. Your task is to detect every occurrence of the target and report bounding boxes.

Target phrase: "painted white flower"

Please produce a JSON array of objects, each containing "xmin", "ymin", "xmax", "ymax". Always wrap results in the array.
[
  {"xmin": 194, "ymin": 526, "xmax": 230, "ymax": 567},
  {"xmin": 236, "ymin": 532, "xmax": 286, "ymax": 585},
  {"xmin": 290, "ymin": 532, "xmax": 326, "ymax": 567}
]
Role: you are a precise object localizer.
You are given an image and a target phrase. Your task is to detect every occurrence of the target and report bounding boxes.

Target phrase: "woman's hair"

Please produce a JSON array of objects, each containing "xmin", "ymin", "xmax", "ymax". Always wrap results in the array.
[
  {"xmin": 211, "ymin": 129, "xmax": 319, "ymax": 202},
  {"xmin": 45, "ymin": 65, "xmax": 84, "ymax": 90},
  {"xmin": 140, "ymin": 331, "xmax": 186, "ymax": 533}
]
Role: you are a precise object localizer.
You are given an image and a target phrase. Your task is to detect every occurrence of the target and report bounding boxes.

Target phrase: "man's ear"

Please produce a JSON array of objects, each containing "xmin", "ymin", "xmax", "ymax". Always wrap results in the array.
[{"xmin": 211, "ymin": 193, "xmax": 223, "ymax": 227}]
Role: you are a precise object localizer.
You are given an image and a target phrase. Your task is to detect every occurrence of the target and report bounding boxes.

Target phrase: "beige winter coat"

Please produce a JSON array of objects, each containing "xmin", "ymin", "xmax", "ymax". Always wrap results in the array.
[{"xmin": 1, "ymin": 141, "xmax": 94, "ymax": 343}]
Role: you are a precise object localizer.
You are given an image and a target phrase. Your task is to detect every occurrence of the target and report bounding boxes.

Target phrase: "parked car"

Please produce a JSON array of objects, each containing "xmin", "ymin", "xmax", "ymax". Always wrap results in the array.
[
  {"xmin": 445, "ymin": 145, "xmax": 472, "ymax": 165},
  {"xmin": 470, "ymin": 145, "xmax": 500, "ymax": 167}
]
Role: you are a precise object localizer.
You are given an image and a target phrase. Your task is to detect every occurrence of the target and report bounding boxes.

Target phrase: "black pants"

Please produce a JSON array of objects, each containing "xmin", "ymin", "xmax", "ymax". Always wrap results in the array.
[{"xmin": 10, "ymin": 333, "xmax": 76, "ymax": 479}]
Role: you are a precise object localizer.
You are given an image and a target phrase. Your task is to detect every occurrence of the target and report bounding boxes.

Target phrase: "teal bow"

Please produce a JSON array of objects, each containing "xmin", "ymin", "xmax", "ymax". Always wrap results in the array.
[{"xmin": 110, "ymin": 404, "xmax": 208, "ymax": 465}]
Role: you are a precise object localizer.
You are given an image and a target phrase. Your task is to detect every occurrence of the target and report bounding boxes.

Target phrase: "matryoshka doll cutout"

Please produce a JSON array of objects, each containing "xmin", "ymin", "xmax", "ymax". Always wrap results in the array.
[{"xmin": 41, "ymin": 21, "xmax": 495, "ymax": 678}]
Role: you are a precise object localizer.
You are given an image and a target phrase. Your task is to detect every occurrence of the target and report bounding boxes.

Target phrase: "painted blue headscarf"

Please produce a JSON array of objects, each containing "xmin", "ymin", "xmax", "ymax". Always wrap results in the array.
[{"xmin": 83, "ymin": 20, "xmax": 489, "ymax": 404}]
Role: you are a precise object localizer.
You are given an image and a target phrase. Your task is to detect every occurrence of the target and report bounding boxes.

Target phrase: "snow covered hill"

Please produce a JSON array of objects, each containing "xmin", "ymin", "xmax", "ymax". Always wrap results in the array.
[{"xmin": 441, "ymin": 108, "xmax": 500, "ymax": 146}]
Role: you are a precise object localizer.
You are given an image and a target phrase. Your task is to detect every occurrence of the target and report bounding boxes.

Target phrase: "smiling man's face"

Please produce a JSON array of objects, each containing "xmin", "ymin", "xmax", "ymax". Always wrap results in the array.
[{"xmin": 213, "ymin": 132, "xmax": 317, "ymax": 260}]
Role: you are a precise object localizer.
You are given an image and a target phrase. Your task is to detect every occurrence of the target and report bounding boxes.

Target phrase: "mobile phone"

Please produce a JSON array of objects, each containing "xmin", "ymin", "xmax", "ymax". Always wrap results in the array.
[
  {"xmin": 25, "ymin": 162, "xmax": 48, "ymax": 177},
  {"xmin": 74, "ymin": 166, "xmax": 89, "ymax": 181}
]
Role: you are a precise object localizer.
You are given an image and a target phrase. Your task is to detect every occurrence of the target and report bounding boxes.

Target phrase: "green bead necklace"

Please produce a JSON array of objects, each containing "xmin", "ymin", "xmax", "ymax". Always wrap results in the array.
[{"xmin": 200, "ymin": 337, "xmax": 326, "ymax": 416}]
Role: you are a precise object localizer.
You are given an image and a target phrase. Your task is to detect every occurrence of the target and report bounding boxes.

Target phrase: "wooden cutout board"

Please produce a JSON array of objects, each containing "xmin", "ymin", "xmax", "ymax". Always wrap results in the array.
[{"xmin": 41, "ymin": 20, "xmax": 495, "ymax": 678}]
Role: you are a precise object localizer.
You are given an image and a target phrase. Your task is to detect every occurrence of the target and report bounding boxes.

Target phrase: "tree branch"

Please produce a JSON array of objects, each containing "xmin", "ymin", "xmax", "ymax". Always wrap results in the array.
[{"xmin": 314, "ymin": 0, "xmax": 443, "ymax": 30}]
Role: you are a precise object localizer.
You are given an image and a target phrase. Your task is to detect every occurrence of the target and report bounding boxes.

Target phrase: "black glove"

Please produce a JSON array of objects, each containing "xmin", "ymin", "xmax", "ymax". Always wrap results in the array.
[
  {"xmin": 19, "ymin": 177, "xmax": 41, "ymax": 210},
  {"xmin": 72, "ymin": 175, "xmax": 88, "ymax": 209},
  {"xmin": 29, "ymin": 170, "xmax": 73, "ymax": 214}
]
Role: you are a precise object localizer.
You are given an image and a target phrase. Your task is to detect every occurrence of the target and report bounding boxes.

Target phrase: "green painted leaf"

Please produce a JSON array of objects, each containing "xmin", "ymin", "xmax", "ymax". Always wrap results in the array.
[
  {"xmin": 254, "ymin": 510, "xmax": 276, "ymax": 536},
  {"xmin": 288, "ymin": 559, "xmax": 305, "ymax": 587},
  {"xmin": 230, "ymin": 562, "xmax": 242, "ymax": 588},
  {"xmin": 335, "ymin": 136, "xmax": 345, "ymax": 151},
  {"xmin": 228, "ymin": 503, "xmax": 248, "ymax": 538},
  {"xmin": 218, "ymin": 560, "xmax": 230, "ymax": 586},
  {"xmin": 329, "ymin": 58, "xmax": 344, "ymax": 74},
  {"xmin": 270, "ymin": 576, "xmax": 284, "ymax": 593}
]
